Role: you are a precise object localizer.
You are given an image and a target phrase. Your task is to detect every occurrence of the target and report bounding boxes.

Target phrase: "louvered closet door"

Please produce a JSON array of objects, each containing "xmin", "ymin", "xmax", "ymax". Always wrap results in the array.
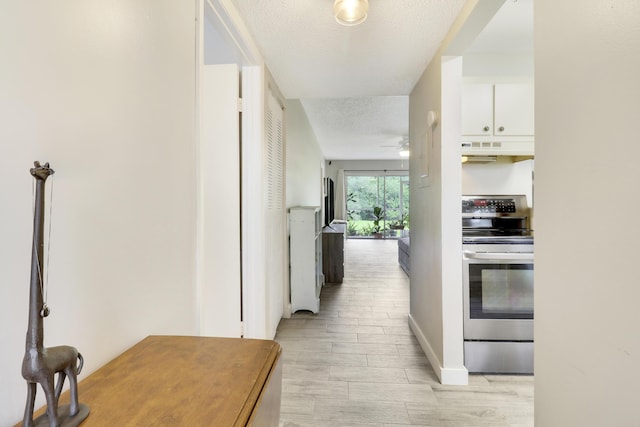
[{"xmin": 265, "ymin": 89, "xmax": 285, "ymax": 338}]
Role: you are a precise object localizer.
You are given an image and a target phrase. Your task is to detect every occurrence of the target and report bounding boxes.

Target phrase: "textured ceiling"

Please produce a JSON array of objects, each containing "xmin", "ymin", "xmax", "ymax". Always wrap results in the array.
[
  {"xmin": 228, "ymin": 0, "xmax": 531, "ymax": 160},
  {"xmin": 230, "ymin": 0, "xmax": 467, "ymax": 98},
  {"xmin": 301, "ymin": 96, "xmax": 409, "ymax": 160}
]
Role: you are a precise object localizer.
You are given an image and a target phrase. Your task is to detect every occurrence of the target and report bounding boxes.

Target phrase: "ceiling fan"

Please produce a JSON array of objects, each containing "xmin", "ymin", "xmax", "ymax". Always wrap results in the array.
[{"xmin": 380, "ymin": 137, "xmax": 410, "ymax": 157}]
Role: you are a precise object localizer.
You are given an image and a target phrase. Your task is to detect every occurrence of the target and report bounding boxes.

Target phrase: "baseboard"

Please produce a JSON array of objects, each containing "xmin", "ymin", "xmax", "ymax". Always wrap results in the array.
[
  {"xmin": 283, "ymin": 303, "xmax": 292, "ymax": 319},
  {"xmin": 408, "ymin": 314, "xmax": 469, "ymax": 386},
  {"xmin": 439, "ymin": 365, "xmax": 469, "ymax": 385}
]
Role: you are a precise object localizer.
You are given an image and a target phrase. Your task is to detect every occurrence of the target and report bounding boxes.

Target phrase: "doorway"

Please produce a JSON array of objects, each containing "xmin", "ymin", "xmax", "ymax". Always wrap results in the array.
[{"xmin": 345, "ymin": 172, "xmax": 409, "ymax": 239}]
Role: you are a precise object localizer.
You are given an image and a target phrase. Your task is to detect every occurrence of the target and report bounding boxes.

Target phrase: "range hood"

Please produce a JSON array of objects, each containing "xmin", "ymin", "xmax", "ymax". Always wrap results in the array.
[
  {"xmin": 461, "ymin": 153, "xmax": 533, "ymax": 164},
  {"xmin": 461, "ymin": 140, "xmax": 534, "ymax": 156},
  {"xmin": 461, "ymin": 155, "xmax": 497, "ymax": 163}
]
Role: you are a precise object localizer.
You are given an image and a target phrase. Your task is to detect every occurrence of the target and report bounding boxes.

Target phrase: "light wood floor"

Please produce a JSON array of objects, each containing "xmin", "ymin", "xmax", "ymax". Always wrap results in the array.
[{"xmin": 276, "ymin": 238, "xmax": 533, "ymax": 427}]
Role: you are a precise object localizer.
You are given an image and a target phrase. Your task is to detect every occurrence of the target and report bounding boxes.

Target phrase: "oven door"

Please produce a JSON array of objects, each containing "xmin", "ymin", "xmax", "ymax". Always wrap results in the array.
[{"xmin": 463, "ymin": 248, "xmax": 534, "ymax": 341}]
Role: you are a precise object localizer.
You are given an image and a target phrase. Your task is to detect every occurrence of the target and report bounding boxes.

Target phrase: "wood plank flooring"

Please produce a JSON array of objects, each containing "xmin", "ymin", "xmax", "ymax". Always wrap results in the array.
[{"xmin": 276, "ymin": 238, "xmax": 533, "ymax": 427}]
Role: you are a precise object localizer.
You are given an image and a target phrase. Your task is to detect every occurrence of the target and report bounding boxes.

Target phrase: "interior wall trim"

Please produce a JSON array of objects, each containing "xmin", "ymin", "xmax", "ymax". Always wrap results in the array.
[
  {"xmin": 408, "ymin": 314, "xmax": 469, "ymax": 386},
  {"xmin": 205, "ymin": 0, "xmax": 262, "ymax": 65}
]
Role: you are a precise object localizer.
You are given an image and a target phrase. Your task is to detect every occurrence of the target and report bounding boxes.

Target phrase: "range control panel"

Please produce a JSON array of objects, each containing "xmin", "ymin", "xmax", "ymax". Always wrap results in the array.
[{"xmin": 462, "ymin": 195, "xmax": 527, "ymax": 217}]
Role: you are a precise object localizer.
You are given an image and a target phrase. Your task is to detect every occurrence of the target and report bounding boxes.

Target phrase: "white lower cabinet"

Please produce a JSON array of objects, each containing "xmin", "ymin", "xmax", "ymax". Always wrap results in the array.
[{"xmin": 289, "ymin": 206, "xmax": 323, "ymax": 313}]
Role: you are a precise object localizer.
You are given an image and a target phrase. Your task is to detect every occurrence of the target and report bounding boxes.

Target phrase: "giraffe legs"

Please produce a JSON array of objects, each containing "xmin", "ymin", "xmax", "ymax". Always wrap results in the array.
[
  {"xmin": 23, "ymin": 347, "xmax": 86, "ymax": 425},
  {"xmin": 42, "ymin": 374, "xmax": 60, "ymax": 427},
  {"xmin": 54, "ymin": 371, "xmax": 66, "ymax": 400},
  {"xmin": 23, "ymin": 382, "xmax": 36, "ymax": 427},
  {"xmin": 65, "ymin": 367, "xmax": 80, "ymax": 416},
  {"xmin": 23, "ymin": 373, "xmax": 82, "ymax": 427}
]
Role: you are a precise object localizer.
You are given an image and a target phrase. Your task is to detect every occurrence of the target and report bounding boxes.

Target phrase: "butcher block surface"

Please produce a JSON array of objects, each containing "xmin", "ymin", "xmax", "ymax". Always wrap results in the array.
[{"xmin": 20, "ymin": 335, "xmax": 282, "ymax": 426}]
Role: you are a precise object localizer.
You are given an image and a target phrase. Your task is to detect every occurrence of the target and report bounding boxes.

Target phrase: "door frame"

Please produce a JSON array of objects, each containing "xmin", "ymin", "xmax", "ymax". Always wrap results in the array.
[{"xmin": 198, "ymin": 0, "xmax": 274, "ymax": 338}]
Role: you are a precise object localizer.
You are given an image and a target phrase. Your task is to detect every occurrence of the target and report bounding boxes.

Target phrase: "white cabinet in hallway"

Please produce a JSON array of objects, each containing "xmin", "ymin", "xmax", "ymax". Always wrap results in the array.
[{"xmin": 289, "ymin": 206, "xmax": 323, "ymax": 313}]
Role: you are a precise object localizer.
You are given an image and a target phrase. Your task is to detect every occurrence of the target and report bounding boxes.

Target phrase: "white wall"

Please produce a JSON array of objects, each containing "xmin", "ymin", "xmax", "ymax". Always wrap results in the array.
[
  {"xmin": 409, "ymin": 57, "xmax": 445, "ymax": 378},
  {"xmin": 534, "ymin": 1, "xmax": 640, "ymax": 425},
  {"xmin": 408, "ymin": 52, "xmax": 467, "ymax": 385},
  {"xmin": 463, "ymin": 53, "xmax": 534, "ymax": 78},
  {"xmin": 285, "ymin": 99, "xmax": 325, "ymax": 208},
  {"xmin": 462, "ymin": 159, "xmax": 534, "ymax": 205},
  {"xmin": 0, "ymin": 1, "xmax": 197, "ymax": 424}
]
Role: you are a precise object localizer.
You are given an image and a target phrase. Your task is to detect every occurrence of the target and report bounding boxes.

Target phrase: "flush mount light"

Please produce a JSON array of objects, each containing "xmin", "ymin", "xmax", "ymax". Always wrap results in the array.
[{"xmin": 334, "ymin": 0, "xmax": 369, "ymax": 26}]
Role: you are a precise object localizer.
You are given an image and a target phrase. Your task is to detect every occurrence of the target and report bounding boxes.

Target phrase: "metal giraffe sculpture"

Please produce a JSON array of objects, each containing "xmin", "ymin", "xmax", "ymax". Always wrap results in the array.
[{"xmin": 22, "ymin": 162, "xmax": 89, "ymax": 427}]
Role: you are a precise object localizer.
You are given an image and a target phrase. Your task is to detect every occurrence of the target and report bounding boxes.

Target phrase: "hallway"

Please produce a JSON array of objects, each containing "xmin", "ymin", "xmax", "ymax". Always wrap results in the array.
[{"xmin": 276, "ymin": 239, "xmax": 533, "ymax": 426}]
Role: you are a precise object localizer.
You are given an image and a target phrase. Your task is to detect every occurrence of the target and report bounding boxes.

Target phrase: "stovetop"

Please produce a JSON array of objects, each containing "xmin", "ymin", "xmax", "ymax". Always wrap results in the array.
[
  {"xmin": 462, "ymin": 195, "xmax": 529, "ymax": 218},
  {"xmin": 462, "ymin": 195, "xmax": 533, "ymax": 245}
]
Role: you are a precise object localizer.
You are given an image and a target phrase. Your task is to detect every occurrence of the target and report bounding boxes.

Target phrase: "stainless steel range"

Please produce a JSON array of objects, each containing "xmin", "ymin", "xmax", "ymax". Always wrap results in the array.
[{"xmin": 462, "ymin": 195, "xmax": 534, "ymax": 374}]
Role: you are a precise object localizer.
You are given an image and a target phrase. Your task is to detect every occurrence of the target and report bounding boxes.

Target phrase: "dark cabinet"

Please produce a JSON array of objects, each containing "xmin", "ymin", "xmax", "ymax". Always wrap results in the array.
[{"xmin": 322, "ymin": 224, "xmax": 344, "ymax": 284}]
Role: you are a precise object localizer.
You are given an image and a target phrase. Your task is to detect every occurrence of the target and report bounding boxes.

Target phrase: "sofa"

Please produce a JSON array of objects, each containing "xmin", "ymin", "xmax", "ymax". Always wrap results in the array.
[{"xmin": 398, "ymin": 236, "xmax": 410, "ymax": 276}]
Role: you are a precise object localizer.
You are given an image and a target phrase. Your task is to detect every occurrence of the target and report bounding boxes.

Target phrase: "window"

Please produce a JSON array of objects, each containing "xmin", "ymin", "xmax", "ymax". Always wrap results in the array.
[{"xmin": 345, "ymin": 173, "xmax": 409, "ymax": 239}]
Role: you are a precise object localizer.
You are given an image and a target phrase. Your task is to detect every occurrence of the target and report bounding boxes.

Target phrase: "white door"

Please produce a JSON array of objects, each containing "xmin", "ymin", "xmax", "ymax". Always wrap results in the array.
[
  {"xmin": 265, "ymin": 89, "xmax": 286, "ymax": 338},
  {"xmin": 198, "ymin": 64, "xmax": 242, "ymax": 337}
]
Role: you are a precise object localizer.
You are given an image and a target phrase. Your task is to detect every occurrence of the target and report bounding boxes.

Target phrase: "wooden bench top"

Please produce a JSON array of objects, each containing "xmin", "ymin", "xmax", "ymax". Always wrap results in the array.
[{"xmin": 21, "ymin": 335, "xmax": 282, "ymax": 426}]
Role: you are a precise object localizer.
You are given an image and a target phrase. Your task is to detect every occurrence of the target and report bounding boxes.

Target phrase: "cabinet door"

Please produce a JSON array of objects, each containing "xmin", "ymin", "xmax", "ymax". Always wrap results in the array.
[
  {"xmin": 494, "ymin": 83, "xmax": 534, "ymax": 136},
  {"xmin": 289, "ymin": 208, "xmax": 321, "ymax": 314},
  {"xmin": 461, "ymin": 83, "xmax": 494, "ymax": 136}
]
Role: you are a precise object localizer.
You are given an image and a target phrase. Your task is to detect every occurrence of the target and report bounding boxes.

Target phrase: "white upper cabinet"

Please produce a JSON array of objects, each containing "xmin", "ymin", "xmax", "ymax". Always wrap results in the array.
[
  {"xmin": 462, "ymin": 83, "xmax": 494, "ymax": 136},
  {"xmin": 494, "ymin": 83, "xmax": 534, "ymax": 136},
  {"xmin": 462, "ymin": 82, "xmax": 534, "ymax": 137}
]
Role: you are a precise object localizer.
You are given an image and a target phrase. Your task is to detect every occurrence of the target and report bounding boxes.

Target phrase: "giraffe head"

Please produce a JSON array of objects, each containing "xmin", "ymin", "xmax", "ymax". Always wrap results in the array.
[{"xmin": 30, "ymin": 161, "xmax": 55, "ymax": 181}]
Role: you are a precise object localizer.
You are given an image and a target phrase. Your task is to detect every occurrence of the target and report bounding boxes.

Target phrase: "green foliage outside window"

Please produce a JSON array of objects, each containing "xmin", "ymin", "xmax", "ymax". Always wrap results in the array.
[{"xmin": 345, "ymin": 174, "xmax": 409, "ymax": 237}]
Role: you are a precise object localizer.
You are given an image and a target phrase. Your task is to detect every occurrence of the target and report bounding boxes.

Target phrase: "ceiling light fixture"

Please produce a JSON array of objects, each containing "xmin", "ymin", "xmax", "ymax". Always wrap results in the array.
[
  {"xmin": 334, "ymin": 0, "xmax": 369, "ymax": 26},
  {"xmin": 399, "ymin": 139, "xmax": 410, "ymax": 158}
]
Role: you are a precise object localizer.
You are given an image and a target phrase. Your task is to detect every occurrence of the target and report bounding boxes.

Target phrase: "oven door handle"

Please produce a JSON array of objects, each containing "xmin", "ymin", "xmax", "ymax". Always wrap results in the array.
[{"xmin": 464, "ymin": 251, "xmax": 534, "ymax": 261}]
